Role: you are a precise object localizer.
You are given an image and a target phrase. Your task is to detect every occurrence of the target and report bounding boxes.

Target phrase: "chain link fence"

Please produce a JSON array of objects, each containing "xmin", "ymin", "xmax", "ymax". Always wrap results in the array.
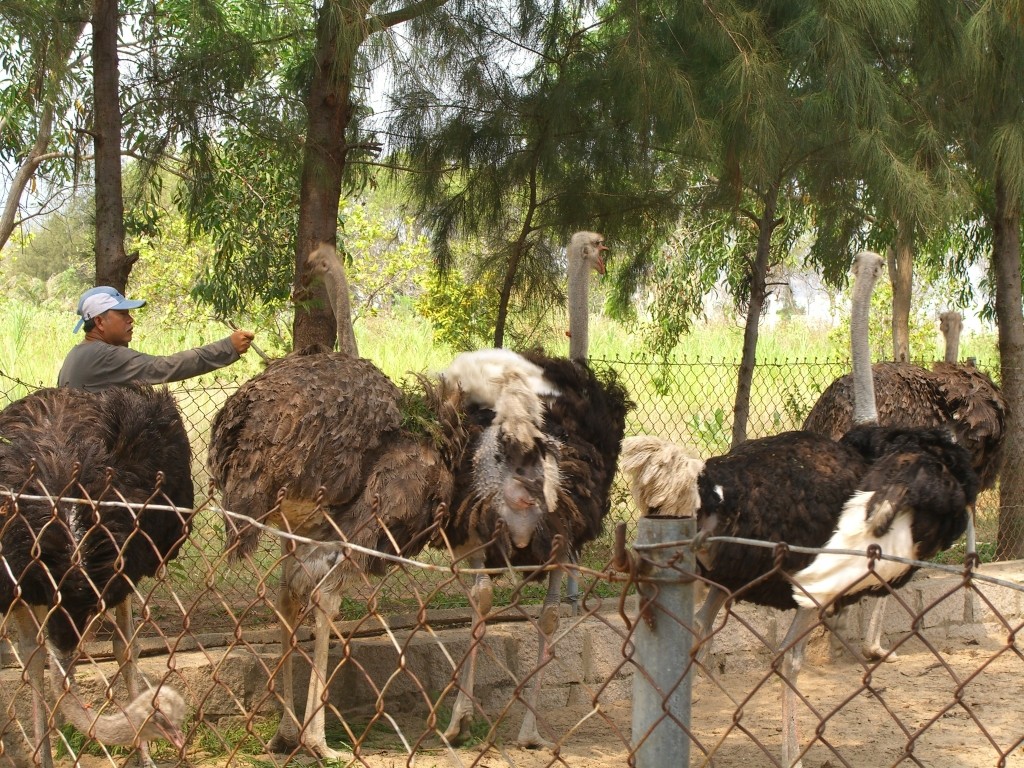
[
  {"xmin": 0, "ymin": 357, "xmax": 1020, "ymax": 767},
  {"xmin": 0, "ymin": 355, "xmax": 1015, "ymax": 629},
  {"xmin": 0, "ymin": 489, "xmax": 1020, "ymax": 767}
]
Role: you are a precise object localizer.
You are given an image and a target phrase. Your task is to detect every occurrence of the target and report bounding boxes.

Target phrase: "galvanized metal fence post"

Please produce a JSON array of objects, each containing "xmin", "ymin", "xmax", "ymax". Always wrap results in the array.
[{"xmin": 631, "ymin": 516, "xmax": 695, "ymax": 767}]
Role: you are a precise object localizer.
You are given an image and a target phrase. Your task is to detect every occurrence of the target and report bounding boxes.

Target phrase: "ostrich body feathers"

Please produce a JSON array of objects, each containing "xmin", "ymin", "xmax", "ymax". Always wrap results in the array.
[
  {"xmin": 621, "ymin": 426, "xmax": 977, "ymax": 611},
  {"xmin": 0, "ymin": 385, "xmax": 194, "ymax": 652},
  {"xmin": 441, "ymin": 351, "xmax": 631, "ymax": 571},
  {"xmin": 793, "ymin": 426, "xmax": 977, "ymax": 607},
  {"xmin": 803, "ymin": 360, "xmax": 1005, "ymax": 489},
  {"xmin": 209, "ymin": 349, "xmax": 474, "ymax": 572},
  {"xmin": 441, "ymin": 348, "xmax": 561, "ymax": 406}
]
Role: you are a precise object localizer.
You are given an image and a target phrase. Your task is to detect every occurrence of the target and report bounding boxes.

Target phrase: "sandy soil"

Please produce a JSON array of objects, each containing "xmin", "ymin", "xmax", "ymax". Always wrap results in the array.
[{"xmin": 68, "ymin": 638, "xmax": 1015, "ymax": 768}]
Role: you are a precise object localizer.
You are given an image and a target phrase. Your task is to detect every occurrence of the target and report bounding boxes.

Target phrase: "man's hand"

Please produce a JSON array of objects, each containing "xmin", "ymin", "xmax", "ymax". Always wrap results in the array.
[{"xmin": 231, "ymin": 329, "xmax": 255, "ymax": 355}]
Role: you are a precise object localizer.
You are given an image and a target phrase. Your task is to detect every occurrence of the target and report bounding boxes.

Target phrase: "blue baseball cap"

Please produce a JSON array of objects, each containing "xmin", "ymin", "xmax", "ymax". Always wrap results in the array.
[{"xmin": 74, "ymin": 286, "xmax": 147, "ymax": 332}]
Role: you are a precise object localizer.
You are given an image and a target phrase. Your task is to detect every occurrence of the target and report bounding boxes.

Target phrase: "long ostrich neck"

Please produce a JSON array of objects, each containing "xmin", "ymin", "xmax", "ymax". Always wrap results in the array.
[
  {"xmin": 851, "ymin": 252, "xmax": 882, "ymax": 425},
  {"xmin": 323, "ymin": 259, "xmax": 358, "ymax": 357},
  {"xmin": 942, "ymin": 312, "xmax": 962, "ymax": 363},
  {"xmin": 567, "ymin": 250, "xmax": 589, "ymax": 362},
  {"xmin": 49, "ymin": 652, "xmax": 157, "ymax": 745}
]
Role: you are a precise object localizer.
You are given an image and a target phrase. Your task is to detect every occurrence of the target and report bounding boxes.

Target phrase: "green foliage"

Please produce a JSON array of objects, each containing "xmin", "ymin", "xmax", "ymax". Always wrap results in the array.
[
  {"xmin": 689, "ymin": 407, "xmax": 729, "ymax": 454},
  {"xmin": 341, "ymin": 199, "xmax": 432, "ymax": 319},
  {"xmin": 193, "ymin": 713, "xmax": 280, "ymax": 757},
  {"xmin": 415, "ymin": 269, "xmax": 495, "ymax": 352}
]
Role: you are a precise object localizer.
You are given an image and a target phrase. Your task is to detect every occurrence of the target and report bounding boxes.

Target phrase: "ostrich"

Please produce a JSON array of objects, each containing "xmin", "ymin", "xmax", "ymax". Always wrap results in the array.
[
  {"xmin": 207, "ymin": 347, "xmax": 561, "ymax": 759},
  {"xmin": 437, "ymin": 348, "xmax": 630, "ymax": 748},
  {"xmin": 565, "ymin": 230, "xmax": 608, "ymax": 362},
  {"xmin": 619, "ymin": 251, "xmax": 979, "ymax": 768},
  {"xmin": 562, "ymin": 231, "xmax": 607, "ymax": 612},
  {"xmin": 303, "ymin": 241, "xmax": 359, "ymax": 356},
  {"xmin": 0, "ymin": 385, "xmax": 191, "ymax": 768},
  {"xmin": 803, "ymin": 303, "xmax": 1005, "ymax": 659}
]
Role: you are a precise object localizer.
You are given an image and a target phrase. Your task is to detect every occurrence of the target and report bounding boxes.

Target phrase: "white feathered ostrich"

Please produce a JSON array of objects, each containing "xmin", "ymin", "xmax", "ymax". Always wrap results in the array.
[
  {"xmin": 803, "ymin": 302, "xmax": 1005, "ymax": 659},
  {"xmin": 0, "ymin": 386, "xmax": 190, "ymax": 768},
  {"xmin": 619, "ymin": 251, "xmax": 979, "ymax": 768},
  {"xmin": 207, "ymin": 345, "xmax": 564, "ymax": 759}
]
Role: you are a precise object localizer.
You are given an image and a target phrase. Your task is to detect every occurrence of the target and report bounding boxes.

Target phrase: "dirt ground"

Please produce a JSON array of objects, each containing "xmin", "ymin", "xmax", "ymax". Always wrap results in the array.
[{"xmin": 59, "ymin": 634, "xmax": 1023, "ymax": 768}]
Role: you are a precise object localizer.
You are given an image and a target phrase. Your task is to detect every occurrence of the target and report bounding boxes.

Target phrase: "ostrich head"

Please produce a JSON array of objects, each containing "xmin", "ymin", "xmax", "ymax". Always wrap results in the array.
[
  {"xmin": 304, "ymin": 242, "xmax": 336, "ymax": 281},
  {"xmin": 939, "ymin": 310, "xmax": 963, "ymax": 364},
  {"xmin": 50, "ymin": 657, "xmax": 188, "ymax": 750},
  {"xmin": 131, "ymin": 686, "xmax": 188, "ymax": 749},
  {"xmin": 568, "ymin": 231, "xmax": 607, "ymax": 276},
  {"xmin": 472, "ymin": 370, "xmax": 559, "ymax": 549},
  {"xmin": 299, "ymin": 241, "xmax": 358, "ymax": 356},
  {"xmin": 620, "ymin": 435, "xmax": 704, "ymax": 518}
]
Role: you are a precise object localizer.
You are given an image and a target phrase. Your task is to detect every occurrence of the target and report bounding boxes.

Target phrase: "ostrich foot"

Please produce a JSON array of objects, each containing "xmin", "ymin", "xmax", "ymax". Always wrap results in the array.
[
  {"xmin": 266, "ymin": 732, "xmax": 297, "ymax": 755},
  {"xmin": 516, "ymin": 720, "xmax": 555, "ymax": 750},
  {"xmin": 128, "ymin": 751, "xmax": 157, "ymax": 768},
  {"xmin": 267, "ymin": 733, "xmax": 346, "ymax": 761},
  {"xmin": 308, "ymin": 742, "xmax": 347, "ymax": 761},
  {"xmin": 442, "ymin": 712, "xmax": 474, "ymax": 746},
  {"xmin": 862, "ymin": 643, "xmax": 899, "ymax": 662}
]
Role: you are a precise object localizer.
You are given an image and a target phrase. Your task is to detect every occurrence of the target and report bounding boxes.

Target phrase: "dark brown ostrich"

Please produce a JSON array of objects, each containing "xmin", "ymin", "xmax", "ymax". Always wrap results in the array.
[
  {"xmin": 207, "ymin": 347, "xmax": 560, "ymax": 759},
  {"xmin": 619, "ymin": 252, "xmax": 979, "ymax": 768},
  {"xmin": 437, "ymin": 349, "xmax": 630, "ymax": 748},
  {"xmin": 0, "ymin": 385, "xmax": 191, "ymax": 768},
  {"xmin": 802, "ymin": 306, "xmax": 1005, "ymax": 658}
]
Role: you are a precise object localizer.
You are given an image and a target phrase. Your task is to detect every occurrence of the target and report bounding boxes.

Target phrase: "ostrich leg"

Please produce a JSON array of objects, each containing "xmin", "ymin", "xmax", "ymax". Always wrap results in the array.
[
  {"xmin": 442, "ymin": 559, "xmax": 491, "ymax": 745},
  {"xmin": 12, "ymin": 605, "xmax": 55, "ymax": 768},
  {"xmin": 300, "ymin": 586, "xmax": 344, "ymax": 760},
  {"xmin": 863, "ymin": 504, "xmax": 977, "ymax": 662},
  {"xmin": 861, "ymin": 596, "xmax": 896, "ymax": 661},
  {"xmin": 780, "ymin": 607, "xmax": 816, "ymax": 768},
  {"xmin": 564, "ymin": 548, "xmax": 580, "ymax": 617},
  {"xmin": 516, "ymin": 566, "xmax": 562, "ymax": 749},
  {"xmin": 692, "ymin": 584, "xmax": 729, "ymax": 664},
  {"xmin": 266, "ymin": 567, "xmax": 303, "ymax": 756},
  {"xmin": 267, "ymin": 559, "xmax": 345, "ymax": 761},
  {"xmin": 112, "ymin": 599, "xmax": 158, "ymax": 768}
]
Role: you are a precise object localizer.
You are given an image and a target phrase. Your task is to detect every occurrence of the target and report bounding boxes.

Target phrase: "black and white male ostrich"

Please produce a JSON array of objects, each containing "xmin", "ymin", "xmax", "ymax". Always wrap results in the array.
[
  {"xmin": 437, "ymin": 349, "xmax": 629, "ymax": 747},
  {"xmin": 207, "ymin": 347, "xmax": 564, "ymax": 759},
  {"xmin": 435, "ymin": 230, "xmax": 628, "ymax": 747},
  {"xmin": 0, "ymin": 385, "xmax": 190, "ymax": 768},
  {"xmin": 803, "ymin": 304, "xmax": 1005, "ymax": 659},
  {"xmin": 619, "ymin": 251, "xmax": 979, "ymax": 768}
]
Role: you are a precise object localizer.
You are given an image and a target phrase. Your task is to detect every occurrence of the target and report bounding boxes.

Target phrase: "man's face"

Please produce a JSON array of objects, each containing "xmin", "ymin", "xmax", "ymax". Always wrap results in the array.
[{"xmin": 94, "ymin": 309, "xmax": 134, "ymax": 346}]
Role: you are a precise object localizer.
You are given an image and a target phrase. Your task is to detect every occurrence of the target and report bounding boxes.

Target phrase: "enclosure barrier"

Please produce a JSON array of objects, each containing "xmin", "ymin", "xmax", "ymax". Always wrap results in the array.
[{"xmin": 0, "ymin": 486, "xmax": 1021, "ymax": 767}]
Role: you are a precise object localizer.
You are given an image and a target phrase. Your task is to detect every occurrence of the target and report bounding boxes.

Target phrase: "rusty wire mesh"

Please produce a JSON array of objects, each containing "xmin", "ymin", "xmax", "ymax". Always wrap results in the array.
[
  {"xmin": 0, "ymin": 487, "xmax": 1019, "ymax": 768},
  {"xmin": 0, "ymin": 355, "xmax": 1016, "ymax": 633},
  {"xmin": 0, "ymin": 357, "xmax": 1021, "ymax": 767}
]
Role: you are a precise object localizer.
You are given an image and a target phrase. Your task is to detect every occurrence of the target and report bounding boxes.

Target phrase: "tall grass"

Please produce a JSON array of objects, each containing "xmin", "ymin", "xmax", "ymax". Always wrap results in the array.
[{"xmin": 1, "ymin": 296, "xmax": 1000, "ymax": 397}]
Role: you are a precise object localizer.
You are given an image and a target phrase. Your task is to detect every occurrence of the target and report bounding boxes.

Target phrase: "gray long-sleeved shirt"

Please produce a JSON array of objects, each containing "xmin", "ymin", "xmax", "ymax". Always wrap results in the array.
[{"xmin": 58, "ymin": 338, "xmax": 240, "ymax": 392}]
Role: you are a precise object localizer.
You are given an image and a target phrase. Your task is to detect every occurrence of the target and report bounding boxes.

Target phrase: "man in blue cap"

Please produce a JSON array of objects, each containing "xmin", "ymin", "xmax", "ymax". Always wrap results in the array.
[{"xmin": 58, "ymin": 286, "xmax": 255, "ymax": 392}]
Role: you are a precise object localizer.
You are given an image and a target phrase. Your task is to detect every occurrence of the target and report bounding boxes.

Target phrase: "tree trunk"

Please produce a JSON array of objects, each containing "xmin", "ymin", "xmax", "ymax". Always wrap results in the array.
[
  {"xmin": 731, "ymin": 185, "xmax": 778, "ymax": 448},
  {"xmin": 991, "ymin": 174, "xmax": 1024, "ymax": 560},
  {"xmin": 292, "ymin": 2, "xmax": 358, "ymax": 353},
  {"xmin": 92, "ymin": 0, "xmax": 135, "ymax": 290},
  {"xmin": 888, "ymin": 219, "xmax": 913, "ymax": 363}
]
